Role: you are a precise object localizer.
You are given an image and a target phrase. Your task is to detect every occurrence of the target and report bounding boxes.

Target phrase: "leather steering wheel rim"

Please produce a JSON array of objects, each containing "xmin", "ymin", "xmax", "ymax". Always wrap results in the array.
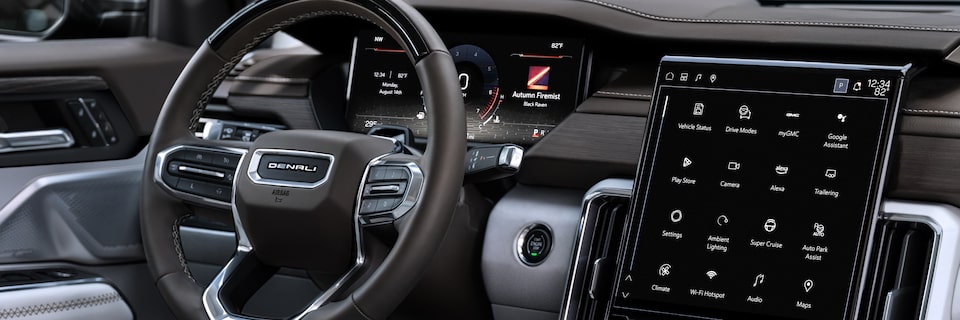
[{"xmin": 139, "ymin": 0, "xmax": 465, "ymax": 319}]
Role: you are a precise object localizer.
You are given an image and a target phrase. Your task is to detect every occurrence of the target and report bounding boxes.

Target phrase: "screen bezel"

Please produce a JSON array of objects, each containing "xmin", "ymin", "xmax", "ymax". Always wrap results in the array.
[{"xmin": 611, "ymin": 56, "xmax": 910, "ymax": 320}]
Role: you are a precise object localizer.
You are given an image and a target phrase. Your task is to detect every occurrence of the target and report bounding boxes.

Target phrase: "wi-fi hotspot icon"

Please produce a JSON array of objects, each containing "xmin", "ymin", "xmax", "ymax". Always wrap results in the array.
[{"xmin": 706, "ymin": 270, "xmax": 718, "ymax": 280}]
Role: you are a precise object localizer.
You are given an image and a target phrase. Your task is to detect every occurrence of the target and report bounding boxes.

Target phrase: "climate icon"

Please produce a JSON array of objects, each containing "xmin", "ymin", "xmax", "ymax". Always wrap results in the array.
[{"xmin": 658, "ymin": 263, "xmax": 672, "ymax": 277}]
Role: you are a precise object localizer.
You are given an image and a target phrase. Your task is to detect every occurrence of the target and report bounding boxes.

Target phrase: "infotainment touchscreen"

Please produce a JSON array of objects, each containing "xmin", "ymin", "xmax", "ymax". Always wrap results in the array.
[
  {"xmin": 613, "ymin": 57, "xmax": 908, "ymax": 319},
  {"xmin": 347, "ymin": 31, "xmax": 585, "ymax": 144}
]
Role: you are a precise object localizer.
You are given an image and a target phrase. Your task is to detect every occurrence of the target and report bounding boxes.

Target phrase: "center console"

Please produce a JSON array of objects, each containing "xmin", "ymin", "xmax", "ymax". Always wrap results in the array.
[{"xmin": 563, "ymin": 56, "xmax": 913, "ymax": 320}]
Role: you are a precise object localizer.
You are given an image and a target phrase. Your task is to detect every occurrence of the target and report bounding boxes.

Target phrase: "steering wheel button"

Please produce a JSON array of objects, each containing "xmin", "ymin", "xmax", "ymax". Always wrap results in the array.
[
  {"xmin": 213, "ymin": 154, "xmax": 240, "ymax": 168},
  {"xmin": 167, "ymin": 161, "xmax": 180, "ymax": 174},
  {"xmin": 360, "ymin": 199, "xmax": 379, "ymax": 214},
  {"xmin": 162, "ymin": 175, "xmax": 179, "ymax": 189},
  {"xmin": 368, "ymin": 167, "xmax": 388, "ymax": 182},
  {"xmin": 176, "ymin": 150, "xmax": 211, "ymax": 164},
  {"xmin": 176, "ymin": 178, "xmax": 219, "ymax": 199},
  {"xmin": 386, "ymin": 167, "xmax": 409, "ymax": 180},
  {"xmin": 376, "ymin": 197, "xmax": 403, "ymax": 211}
]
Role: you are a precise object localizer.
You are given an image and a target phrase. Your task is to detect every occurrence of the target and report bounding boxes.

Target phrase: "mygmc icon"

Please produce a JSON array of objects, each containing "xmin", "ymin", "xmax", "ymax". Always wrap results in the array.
[{"xmin": 267, "ymin": 162, "xmax": 319, "ymax": 173}]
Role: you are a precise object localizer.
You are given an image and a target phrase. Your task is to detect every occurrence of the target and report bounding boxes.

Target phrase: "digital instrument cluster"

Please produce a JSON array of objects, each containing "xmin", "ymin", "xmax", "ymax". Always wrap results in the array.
[
  {"xmin": 346, "ymin": 31, "xmax": 585, "ymax": 144},
  {"xmin": 613, "ymin": 57, "xmax": 907, "ymax": 319}
]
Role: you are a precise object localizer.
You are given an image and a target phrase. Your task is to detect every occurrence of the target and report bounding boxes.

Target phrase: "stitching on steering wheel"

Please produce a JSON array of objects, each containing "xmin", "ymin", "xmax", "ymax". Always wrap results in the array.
[
  {"xmin": 172, "ymin": 214, "xmax": 195, "ymax": 281},
  {"xmin": 189, "ymin": 10, "xmax": 372, "ymax": 131}
]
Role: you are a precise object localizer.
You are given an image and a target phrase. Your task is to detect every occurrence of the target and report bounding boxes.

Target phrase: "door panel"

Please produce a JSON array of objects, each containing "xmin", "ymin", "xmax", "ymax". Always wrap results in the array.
[{"xmin": 0, "ymin": 37, "xmax": 193, "ymax": 319}]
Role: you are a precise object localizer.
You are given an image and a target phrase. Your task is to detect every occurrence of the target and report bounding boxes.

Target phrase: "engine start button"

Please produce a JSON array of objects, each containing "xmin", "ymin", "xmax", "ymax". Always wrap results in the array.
[{"xmin": 518, "ymin": 224, "xmax": 552, "ymax": 266}]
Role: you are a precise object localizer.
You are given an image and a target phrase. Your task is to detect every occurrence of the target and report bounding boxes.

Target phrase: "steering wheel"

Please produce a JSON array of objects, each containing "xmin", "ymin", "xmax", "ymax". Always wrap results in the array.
[{"xmin": 139, "ymin": 0, "xmax": 465, "ymax": 319}]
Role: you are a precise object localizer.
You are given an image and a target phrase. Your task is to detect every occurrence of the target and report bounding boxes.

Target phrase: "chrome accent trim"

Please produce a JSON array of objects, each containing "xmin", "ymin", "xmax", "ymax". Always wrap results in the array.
[
  {"xmin": 356, "ymin": 155, "xmax": 425, "ymax": 225},
  {"xmin": 881, "ymin": 200, "xmax": 960, "ymax": 320},
  {"xmin": 345, "ymin": 36, "xmax": 359, "ymax": 108},
  {"xmin": 0, "ymin": 128, "xmax": 74, "ymax": 153},
  {"xmin": 154, "ymin": 145, "xmax": 247, "ymax": 210},
  {"xmin": 178, "ymin": 165, "xmax": 226, "ymax": 179},
  {"xmin": 498, "ymin": 145, "xmax": 524, "ymax": 171},
  {"xmin": 246, "ymin": 149, "xmax": 334, "ymax": 189},
  {"xmin": 560, "ymin": 178, "xmax": 632, "ymax": 320},
  {"xmin": 516, "ymin": 223, "xmax": 552, "ymax": 266},
  {"xmin": 369, "ymin": 185, "xmax": 400, "ymax": 193}
]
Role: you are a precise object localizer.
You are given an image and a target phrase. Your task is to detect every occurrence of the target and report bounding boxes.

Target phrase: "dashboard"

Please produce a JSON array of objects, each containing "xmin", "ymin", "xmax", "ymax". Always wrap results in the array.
[
  {"xmin": 3, "ymin": 0, "xmax": 960, "ymax": 319},
  {"xmin": 190, "ymin": 1, "xmax": 960, "ymax": 319}
]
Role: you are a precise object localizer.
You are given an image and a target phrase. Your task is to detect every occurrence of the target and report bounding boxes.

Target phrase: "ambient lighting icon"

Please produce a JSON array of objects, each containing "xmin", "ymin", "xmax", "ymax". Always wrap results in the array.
[{"xmin": 527, "ymin": 66, "xmax": 551, "ymax": 90}]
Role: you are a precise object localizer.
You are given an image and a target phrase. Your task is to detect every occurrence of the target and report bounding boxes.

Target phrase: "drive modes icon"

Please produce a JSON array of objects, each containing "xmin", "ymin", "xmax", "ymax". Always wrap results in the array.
[{"xmin": 738, "ymin": 105, "xmax": 752, "ymax": 120}]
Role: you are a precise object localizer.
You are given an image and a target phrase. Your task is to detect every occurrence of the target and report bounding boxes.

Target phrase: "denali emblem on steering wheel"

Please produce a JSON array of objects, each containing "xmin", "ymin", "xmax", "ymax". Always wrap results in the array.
[
  {"xmin": 267, "ymin": 162, "xmax": 319, "ymax": 172},
  {"xmin": 247, "ymin": 149, "xmax": 334, "ymax": 188}
]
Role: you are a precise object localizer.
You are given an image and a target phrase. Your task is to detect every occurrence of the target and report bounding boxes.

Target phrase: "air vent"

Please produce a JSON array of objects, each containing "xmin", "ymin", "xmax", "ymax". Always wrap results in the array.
[
  {"xmin": 863, "ymin": 220, "xmax": 935, "ymax": 319},
  {"xmin": 563, "ymin": 194, "xmax": 630, "ymax": 320}
]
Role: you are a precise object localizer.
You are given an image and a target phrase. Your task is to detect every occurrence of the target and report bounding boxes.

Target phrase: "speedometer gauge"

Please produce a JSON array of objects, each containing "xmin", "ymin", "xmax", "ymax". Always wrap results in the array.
[{"xmin": 450, "ymin": 44, "xmax": 502, "ymax": 133}]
